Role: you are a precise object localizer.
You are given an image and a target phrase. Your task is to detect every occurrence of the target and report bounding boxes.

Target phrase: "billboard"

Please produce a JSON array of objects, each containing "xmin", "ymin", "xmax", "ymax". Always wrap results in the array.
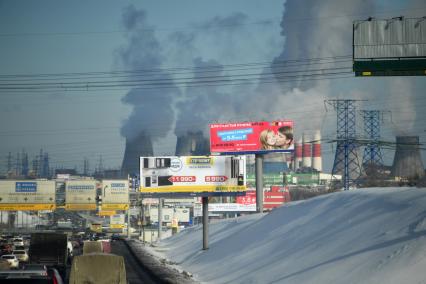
[
  {"xmin": 0, "ymin": 180, "xmax": 56, "ymax": 211},
  {"xmin": 101, "ymin": 180, "xmax": 129, "ymax": 210},
  {"xmin": 65, "ymin": 180, "xmax": 97, "ymax": 211},
  {"xmin": 110, "ymin": 214, "xmax": 126, "ymax": 229},
  {"xmin": 353, "ymin": 17, "xmax": 426, "ymax": 76},
  {"xmin": 210, "ymin": 121, "xmax": 294, "ymax": 154},
  {"xmin": 208, "ymin": 203, "xmax": 256, "ymax": 212},
  {"xmin": 140, "ymin": 156, "xmax": 246, "ymax": 195},
  {"xmin": 150, "ymin": 208, "xmax": 190, "ymax": 223}
]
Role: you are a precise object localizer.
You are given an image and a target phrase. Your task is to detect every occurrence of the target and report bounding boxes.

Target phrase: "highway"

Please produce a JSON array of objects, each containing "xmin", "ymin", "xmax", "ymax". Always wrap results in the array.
[{"xmin": 111, "ymin": 240, "xmax": 167, "ymax": 284}]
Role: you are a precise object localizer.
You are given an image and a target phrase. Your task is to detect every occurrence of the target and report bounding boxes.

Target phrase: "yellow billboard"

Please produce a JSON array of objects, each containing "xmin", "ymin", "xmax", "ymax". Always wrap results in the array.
[
  {"xmin": 110, "ymin": 224, "xmax": 125, "ymax": 229},
  {"xmin": 65, "ymin": 180, "xmax": 97, "ymax": 211},
  {"xmin": 0, "ymin": 203, "xmax": 56, "ymax": 211},
  {"xmin": 98, "ymin": 210, "xmax": 116, "ymax": 216},
  {"xmin": 0, "ymin": 180, "xmax": 56, "ymax": 211},
  {"xmin": 101, "ymin": 180, "xmax": 129, "ymax": 210},
  {"xmin": 65, "ymin": 204, "xmax": 97, "ymax": 211},
  {"xmin": 101, "ymin": 204, "xmax": 129, "ymax": 210},
  {"xmin": 140, "ymin": 156, "xmax": 246, "ymax": 194}
]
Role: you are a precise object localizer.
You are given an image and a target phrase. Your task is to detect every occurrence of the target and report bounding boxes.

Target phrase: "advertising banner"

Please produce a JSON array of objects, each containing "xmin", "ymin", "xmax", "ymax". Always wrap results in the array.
[
  {"xmin": 140, "ymin": 156, "xmax": 246, "ymax": 194},
  {"xmin": 149, "ymin": 208, "xmax": 190, "ymax": 223},
  {"xmin": 0, "ymin": 180, "xmax": 56, "ymax": 211},
  {"xmin": 208, "ymin": 203, "xmax": 256, "ymax": 212},
  {"xmin": 210, "ymin": 121, "xmax": 294, "ymax": 154},
  {"xmin": 65, "ymin": 180, "xmax": 97, "ymax": 211},
  {"xmin": 101, "ymin": 180, "xmax": 129, "ymax": 210}
]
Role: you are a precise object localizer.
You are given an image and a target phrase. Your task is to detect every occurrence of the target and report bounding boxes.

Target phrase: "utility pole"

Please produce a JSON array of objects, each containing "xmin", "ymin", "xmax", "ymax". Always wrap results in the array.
[
  {"xmin": 325, "ymin": 99, "xmax": 364, "ymax": 190},
  {"xmin": 360, "ymin": 110, "xmax": 385, "ymax": 168},
  {"xmin": 255, "ymin": 154, "xmax": 264, "ymax": 212}
]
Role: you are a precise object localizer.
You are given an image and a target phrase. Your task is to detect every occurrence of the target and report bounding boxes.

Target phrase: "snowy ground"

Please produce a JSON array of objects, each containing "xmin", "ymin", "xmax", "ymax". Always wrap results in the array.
[{"xmin": 142, "ymin": 187, "xmax": 426, "ymax": 284}]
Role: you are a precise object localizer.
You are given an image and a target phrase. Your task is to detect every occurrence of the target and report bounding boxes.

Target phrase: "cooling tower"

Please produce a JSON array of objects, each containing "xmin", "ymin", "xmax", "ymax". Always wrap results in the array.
[
  {"xmin": 175, "ymin": 131, "xmax": 210, "ymax": 156},
  {"xmin": 391, "ymin": 136, "xmax": 425, "ymax": 179},
  {"xmin": 294, "ymin": 138, "xmax": 303, "ymax": 170},
  {"xmin": 121, "ymin": 132, "xmax": 153, "ymax": 176},
  {"xmin": 312, "ymin": 130, "xmax": 322, "ymax": 172},
  {"xmin": 302, "ymin": 134, "xmax": 312, "ymax": 168}
]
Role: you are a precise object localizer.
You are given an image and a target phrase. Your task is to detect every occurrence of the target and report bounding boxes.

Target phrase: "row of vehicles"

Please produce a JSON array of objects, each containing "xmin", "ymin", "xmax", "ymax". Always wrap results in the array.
[
  {"xmin": 0, "ymin": 233, "xmax": 70, "ymax": 283},
  {"xmin": 0, "ymin": 231, "xmax": 128, "ymax": 283},
  {"xmin": 0, "ymin": 235, "xmax": 30, "ymax": 269}
]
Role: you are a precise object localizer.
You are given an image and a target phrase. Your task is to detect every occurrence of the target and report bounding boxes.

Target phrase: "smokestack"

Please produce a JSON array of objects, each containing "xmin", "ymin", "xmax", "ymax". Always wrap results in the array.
[
  {"xmin": 121, "ymin": 131, "xmax": 153, "ymax": 176},
  {"xmin": 294, "ymin": 138, "xmax": 302, "ymax": 170},
  {"xmin": 302, "ymin": 133, "xmax": 312, "ymax": 168},
  {"xmin": 391, "ymin": 136, "xmax": 424, "ymax": 179},
  {"xmin": 312, "ymin": 130, "xmax": 322, "ymax": 172},
  {"xmin": 175, "ymin": 131, "xmax": 210, "ymax": 156}
]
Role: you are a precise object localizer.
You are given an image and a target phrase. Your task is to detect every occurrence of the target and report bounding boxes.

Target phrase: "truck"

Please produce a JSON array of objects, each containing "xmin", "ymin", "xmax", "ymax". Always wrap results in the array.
[
  {"xmin": 69, "ymin": 253, "xmax": 127, "ymax": 284},
  {"xmin": 29, "ymin": 233, "xmax": 68, "ymax": 279}
]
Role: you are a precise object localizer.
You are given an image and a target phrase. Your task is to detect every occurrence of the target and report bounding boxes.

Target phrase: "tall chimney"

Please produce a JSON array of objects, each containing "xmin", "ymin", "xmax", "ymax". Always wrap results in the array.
[
  {"xmin": 391, "ymin": 136, "xmax": 424, "ymax": 179},
  {"xmin": 302, "ymin": 133, "xmax": 312, "ymax": 168},
  {"xmin": 121, "ymin": 131, "xmax": 153, "ymax": 176},
  {"xmin": 312, "ymin": 130, "xmax": 322, "ymax": 172},
  {"xmin": 294, "ymin": 138, "xmax": 303, "ymax": 170}
]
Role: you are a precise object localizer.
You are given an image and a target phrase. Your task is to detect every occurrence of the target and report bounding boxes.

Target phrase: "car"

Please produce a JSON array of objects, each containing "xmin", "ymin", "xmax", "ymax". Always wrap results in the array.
[
  {"xmin": 1, "ymin": 254, "xmax": 19, "ymax": 269},
  {"xmin": 12, "ymin": 238, "xmax": 24, "ymax": 247},
  {"xmin": 0, "ymin": 265, "xmax": 64, "ymax": 283},
  {"xmin": 13, "ymin": 250, "xmax": 29, "ymax": 262},
  {"xmin": 13, "ymin": 245, "xmax": 26, "ymax": 251},
  {"xmin": 111, "ymin": 233, "xmax": 122, "ymax": 241}
]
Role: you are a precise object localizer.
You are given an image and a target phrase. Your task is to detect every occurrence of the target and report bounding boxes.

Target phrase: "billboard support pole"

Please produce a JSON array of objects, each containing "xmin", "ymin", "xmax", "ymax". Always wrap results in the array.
[
  {"xmin": 255, "ymin": 154, "xmax": 264, "ymax": 213},
  {"xmin": 202, "ymin": 196, "xmax": 209, "ymax": 250},
  {"xmin": 127, "ymin": 208, "xmax": 131, "ymax": 239},
  {"xmin": 158, "ymin": 198, "xmax": 163, "ymax": 241},
  {"xmin": 141, "ymin": 196, "xmax": 146, "ymax": 243}
]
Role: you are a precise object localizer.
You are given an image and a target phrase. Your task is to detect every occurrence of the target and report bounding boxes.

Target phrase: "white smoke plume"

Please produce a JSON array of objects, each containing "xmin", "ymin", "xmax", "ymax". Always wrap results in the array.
[{"xmin": 117, "ymin": 5, "xmax": 180, "ymax": 142}]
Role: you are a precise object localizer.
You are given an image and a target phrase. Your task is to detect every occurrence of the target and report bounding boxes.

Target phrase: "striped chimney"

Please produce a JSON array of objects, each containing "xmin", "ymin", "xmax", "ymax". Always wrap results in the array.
[
  {"xmin": 312, "ymin": 130, "xmax": 322, "ymax": 172},
  {"xmin": 302, "ymin": 133, "xmax": 312, "ymax": 168},
  {"xmin": 294, "ymin": 138, "xmax": 303, "ymax": 170}
]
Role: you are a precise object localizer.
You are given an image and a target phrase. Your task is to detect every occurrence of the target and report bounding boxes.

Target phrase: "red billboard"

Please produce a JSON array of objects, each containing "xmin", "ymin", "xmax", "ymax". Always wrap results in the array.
[{"xmin": 210, "ymin": 121, "xmax": 294, "ymax": 154}]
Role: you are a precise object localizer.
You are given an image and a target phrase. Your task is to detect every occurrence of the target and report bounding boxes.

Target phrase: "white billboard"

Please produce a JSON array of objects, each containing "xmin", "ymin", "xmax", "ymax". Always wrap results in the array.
[
  {"xmin": 208, "ymin": 203, "xmax": 256, "ymax": 212},
  {"xmin": 140, "ymin": 156, "xmax": 246, "ymax": 194},
  {"xmin": 149, "ymin": 207, "xmax": 190, "ymax": 223},
  {"xmin": 0, "ymin": 180, "xmax": 56, "ymax": 211},
  {"xmin": 101, "ymin": 180, "xmax": 129, "ymax": 210},
  {"xmin": 65, "ymin": 180, "xmax": 97, "ymax": 211}
]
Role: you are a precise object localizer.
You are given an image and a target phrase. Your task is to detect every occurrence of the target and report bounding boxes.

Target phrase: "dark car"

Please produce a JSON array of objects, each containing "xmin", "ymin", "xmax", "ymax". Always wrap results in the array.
[
  {"xmin": 111, "ymin": 233, "xmax": 122, "ymax": 241},
  {"xmin": 0, "ymin": 265, "xmax": 64, "ymax": 284}
]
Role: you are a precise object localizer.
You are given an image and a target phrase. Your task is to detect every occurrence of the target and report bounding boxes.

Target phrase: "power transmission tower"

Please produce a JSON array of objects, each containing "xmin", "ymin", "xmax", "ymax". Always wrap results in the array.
[
  {"xmin": 7, "ymin": 152, "xmax": 12, "ymax": 174},
  {"xmin": 22, "ymin": 150, "xmax": 29, "ymax": 177},
  {"xmin": 325, "ymin": 99, "xmax": 364, "ymax": 190},
  {"xmin": 360, "ymin": 110, "xmax": 384, "ymax": 168},
  {"xmin": 83, "ymin": 158, "xmax": 90, "ymax": 176}
]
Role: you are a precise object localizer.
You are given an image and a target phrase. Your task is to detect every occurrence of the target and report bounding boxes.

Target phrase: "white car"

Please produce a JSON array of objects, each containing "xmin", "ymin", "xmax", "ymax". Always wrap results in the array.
[
  {"xmin": 13, "ymin": 250, "xmax": 29, "ymax": 262},
  {"xmin": 12, "ymin": 238, "xmax": 24, "ymax": 247},
  {"xmin": 1, "ymin": 254, "xmax": 19, "ymax": 269}
]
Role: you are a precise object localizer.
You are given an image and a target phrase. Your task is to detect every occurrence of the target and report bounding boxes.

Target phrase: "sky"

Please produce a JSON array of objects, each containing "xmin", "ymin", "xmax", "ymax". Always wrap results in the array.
[
  {"xmin": 138, "ymin": 187, "xmax": 426, "ymax": 283},
  {"xmin": 0, "ymin": 0, "xmax": 425, "ymax": 174}
]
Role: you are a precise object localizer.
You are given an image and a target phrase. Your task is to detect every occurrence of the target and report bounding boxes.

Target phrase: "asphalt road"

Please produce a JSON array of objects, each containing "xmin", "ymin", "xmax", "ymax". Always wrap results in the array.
[{"xmin": 111, "ymin": 240, "xmax": 163, "ymax": 284}]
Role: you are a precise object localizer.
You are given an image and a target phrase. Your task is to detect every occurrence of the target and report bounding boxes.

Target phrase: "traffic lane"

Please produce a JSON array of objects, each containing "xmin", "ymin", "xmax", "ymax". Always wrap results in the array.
[{"xmin": 111, "ymin": 240, "xmax": 163, "ymax": 284}]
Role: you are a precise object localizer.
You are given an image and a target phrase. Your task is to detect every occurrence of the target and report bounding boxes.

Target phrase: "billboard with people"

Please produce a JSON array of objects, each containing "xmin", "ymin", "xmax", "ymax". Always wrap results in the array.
[{"xmin": 210, "ymin": 120, "xmax": 294, "ymax": 154}]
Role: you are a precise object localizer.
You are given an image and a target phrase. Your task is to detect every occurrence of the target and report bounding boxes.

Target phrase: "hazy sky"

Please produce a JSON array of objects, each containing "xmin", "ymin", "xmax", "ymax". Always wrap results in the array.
[{"xmin": 0, "ymin": 0, "xmax": 425, "ymax": 174}]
